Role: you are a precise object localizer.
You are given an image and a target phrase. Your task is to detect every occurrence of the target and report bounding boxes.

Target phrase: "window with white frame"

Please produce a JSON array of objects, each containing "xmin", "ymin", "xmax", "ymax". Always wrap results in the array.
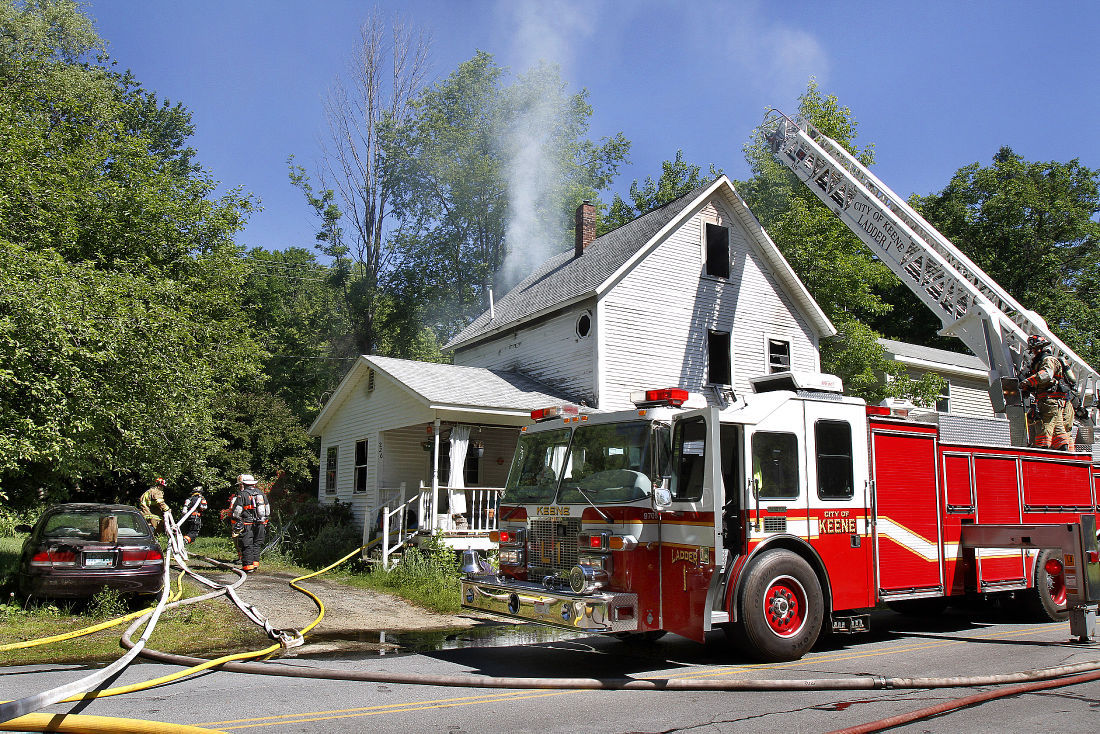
[
  {"xmin": 354, "ymin": 439, "xmax": 368, "ymax": 493},
  {"xmin": 704, "ymin": 223, "xmax": 730, "ymax": 279},
  {"xmin": 708, "ymin": 330, "xmax": 732, "ymax": 385},
  {"xmin": 936, "ymin": 381, "xmax": 950, "ymax": 413},
  {"xmin": 767, "ymin": 338, "xmax": 791, "ymax": 373},
  {"xmin": 324, "ymin": 447, "xmax": 338, "ymax": 494}
]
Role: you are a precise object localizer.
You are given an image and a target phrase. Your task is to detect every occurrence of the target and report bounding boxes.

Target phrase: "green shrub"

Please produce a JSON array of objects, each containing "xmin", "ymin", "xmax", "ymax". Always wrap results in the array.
[
  {"xmin": 294, "ymin": 522, "xmax": 361, "ymax": 569},
  {"xmin": 87, "ymin": 586, "xmax": 127, "ymax": 618}
]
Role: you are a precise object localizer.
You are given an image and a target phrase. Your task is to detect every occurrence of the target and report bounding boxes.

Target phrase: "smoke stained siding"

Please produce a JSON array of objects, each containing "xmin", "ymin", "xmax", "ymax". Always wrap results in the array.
[
  {"xmin": 600, "ymin": 192, "xmax": 819, "ymax": 410},
  {"xmin": 452, "ymin": 301, "xmax": 597, "ymax": 406}
]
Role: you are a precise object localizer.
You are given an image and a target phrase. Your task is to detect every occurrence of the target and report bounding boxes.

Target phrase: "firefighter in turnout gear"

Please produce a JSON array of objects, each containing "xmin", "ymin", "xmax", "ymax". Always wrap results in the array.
[
  {"xmin": 140, "ymin": 478, "xmax": 170, "ymax": 532},
  {"xmin": 181, "ymin": 486, "xmax": 208, "ymax": 543},
  {"xmin": 1021, "ymin": 334, "xmax": 1076, "ymax": 451},
  {"xmin": 230, "ymin": 474, "xmax": 270, "ymax": 572}
]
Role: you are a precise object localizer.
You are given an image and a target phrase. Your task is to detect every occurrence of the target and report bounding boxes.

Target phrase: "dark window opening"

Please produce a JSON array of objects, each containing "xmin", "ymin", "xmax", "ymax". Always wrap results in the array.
[
  {"xmin": 815, "ymin": 420, "xmax": 854, "ymax": 499},
  {"xmin": 705, "ymin": 223, "xmax": 730, "ymax": 279},
  {"xmin": 936, "ymin": 382, "xmax": 950, "ymax": 413},
  {"xmin": 354, "ymin": 439, "xmax": 368, "ymax": 493},
  {"xmin": 576, "ymin": 311, "xmax": 592, "ymax": 338},
  {"xmin": 708, "ymin": 330, "xmax": 731, "ymax": 385},
  {"xmin": 768, "ymin": 339, "xmax": 791, "ymax": 373},
  {"xmin": 435, "ymin": 441, "xmax": 481, "ymax": 486},
  {"xmin": 325, "ymin": 447, "xmax": 338, "ymax": 494}
]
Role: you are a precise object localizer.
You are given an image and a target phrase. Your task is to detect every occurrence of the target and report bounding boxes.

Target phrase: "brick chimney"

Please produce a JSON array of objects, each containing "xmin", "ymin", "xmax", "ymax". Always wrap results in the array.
[{"xmin": 574, "ymin": 200, "xmax": 596, "ymax": 258}]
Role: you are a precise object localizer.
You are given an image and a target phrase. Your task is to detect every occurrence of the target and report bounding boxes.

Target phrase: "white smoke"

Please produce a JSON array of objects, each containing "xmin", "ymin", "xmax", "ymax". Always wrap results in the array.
[{"xmin": 497, "ymin": 0, "xmax": 595, "ymax": 291}]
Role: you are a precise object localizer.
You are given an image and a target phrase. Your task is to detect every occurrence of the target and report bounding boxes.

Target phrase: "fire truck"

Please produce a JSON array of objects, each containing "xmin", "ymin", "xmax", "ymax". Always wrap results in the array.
[{"xmin": 460, "ymin": 115, "xmax": 1100, "ymax": 662}]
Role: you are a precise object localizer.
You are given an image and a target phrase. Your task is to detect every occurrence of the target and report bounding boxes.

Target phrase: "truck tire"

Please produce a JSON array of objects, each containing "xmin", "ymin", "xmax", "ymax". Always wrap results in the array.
[
  {"xmin": 731, "ymin": 550, "xmax": 823, "ymax": 662},
  {"xmin": 1026, "ymin": 549, "xmax": 1069, "ymax": 622}
]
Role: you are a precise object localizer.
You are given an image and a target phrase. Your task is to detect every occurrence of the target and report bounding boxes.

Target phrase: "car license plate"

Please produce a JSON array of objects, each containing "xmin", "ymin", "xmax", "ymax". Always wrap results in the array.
[{"xmin": 84, "ymin": 553, "xmax": 115, "ymax": 568}]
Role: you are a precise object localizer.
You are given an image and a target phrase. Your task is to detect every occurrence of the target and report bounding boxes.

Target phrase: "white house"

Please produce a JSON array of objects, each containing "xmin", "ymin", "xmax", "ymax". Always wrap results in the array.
[
  {"xmin": 446, "ymin": 176, "xmax": 835, "ymax": 409},
  {"xmin": 310, "ymin": 176, "xmax": 837, "ymax": 546},
  {"xmin": 879, "ymin": 338, "xmax": 995, "ymax": 418}
]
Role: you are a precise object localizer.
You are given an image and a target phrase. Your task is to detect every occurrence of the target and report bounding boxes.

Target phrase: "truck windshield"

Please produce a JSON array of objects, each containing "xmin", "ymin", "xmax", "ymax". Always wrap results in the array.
[
  {"xmin": 558, "ymin": 421, "xmax": 654, "ymax": 504},
  {"xmin": 503, "ymin": 427, "xmax": 572, "ymax": 504}
]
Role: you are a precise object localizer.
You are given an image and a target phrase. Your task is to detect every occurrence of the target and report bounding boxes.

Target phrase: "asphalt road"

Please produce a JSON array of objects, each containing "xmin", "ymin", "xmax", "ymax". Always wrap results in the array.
[{"xmin": 4, "ymin": 607, "xmax": 1100, "ymax": 733}]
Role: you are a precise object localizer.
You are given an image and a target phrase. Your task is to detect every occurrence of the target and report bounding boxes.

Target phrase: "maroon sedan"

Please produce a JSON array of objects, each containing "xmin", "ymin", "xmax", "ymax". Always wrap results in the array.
[{"xmin": 16, "ymin": 503, "xmax": 165, "ymax": 599}]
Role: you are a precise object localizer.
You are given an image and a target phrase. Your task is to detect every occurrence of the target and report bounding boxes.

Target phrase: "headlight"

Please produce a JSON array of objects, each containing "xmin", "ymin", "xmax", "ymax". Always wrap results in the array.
[
  {"xmin": 498, "ymin": 548, "xmax": 525, "ymax": 566},
  {"xmin": 579, "ymin": 553, "xmax": 612, "ymax": 574}
]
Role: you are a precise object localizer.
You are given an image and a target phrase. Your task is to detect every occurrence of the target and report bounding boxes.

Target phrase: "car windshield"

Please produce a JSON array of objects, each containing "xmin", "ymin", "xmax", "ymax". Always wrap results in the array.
[
  {"xmin": 503, "ymin": 427, "xmax": 572, "ymax": 504},
  {"xmin": 42, "ymin": 510, "xmax": 150, "ymax": 540},
  {"xmin": 558, "ymin": 421, "xmax": 654, "ymax": 504}
]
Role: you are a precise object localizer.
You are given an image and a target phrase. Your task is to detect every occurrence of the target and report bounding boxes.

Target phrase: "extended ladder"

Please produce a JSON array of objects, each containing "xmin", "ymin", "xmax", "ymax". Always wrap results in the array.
[{"xmin": 764, "ymin": 111, "xmax": 1097, "ymax": 445}]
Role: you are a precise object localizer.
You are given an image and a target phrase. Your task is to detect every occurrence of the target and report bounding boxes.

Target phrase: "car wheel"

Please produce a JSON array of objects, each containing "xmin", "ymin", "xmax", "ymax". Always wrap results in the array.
[{"xmin": 730, "ymin": 550, "xmax": 823, "ymax": 662}]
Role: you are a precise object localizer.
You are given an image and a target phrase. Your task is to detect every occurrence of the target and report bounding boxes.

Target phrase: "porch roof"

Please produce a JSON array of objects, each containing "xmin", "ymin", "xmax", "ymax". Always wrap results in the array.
[{"xmin": 309, "ymin": 354, "xmax": 582, "ymax": 436}]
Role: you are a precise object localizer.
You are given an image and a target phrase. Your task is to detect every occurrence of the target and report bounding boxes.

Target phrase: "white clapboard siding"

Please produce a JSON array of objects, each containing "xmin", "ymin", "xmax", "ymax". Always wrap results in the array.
[
  {"xmin": 600, "ymin": 193, "xmax": 817, "ymax": 410},
  {"xmin": 317, "ymin": 367, "xmax": 433, "ymax": 527},
  {"xmin": 453, "ymin": 303, "xmax": 597, "ymax": 405},
  {"xmin": 948, "ymin": 375, "xmax": 995, "ymax": 418}
]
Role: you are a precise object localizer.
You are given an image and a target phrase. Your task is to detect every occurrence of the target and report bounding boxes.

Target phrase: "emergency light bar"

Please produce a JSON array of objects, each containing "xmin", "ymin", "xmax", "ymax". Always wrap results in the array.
[
  {"xmin": 530, "ymin": 404, "xmax": 580, "ymax": 422},
  {"xmin": 630, "ymin": 388, "xmax": 688, "ymax": 407}
]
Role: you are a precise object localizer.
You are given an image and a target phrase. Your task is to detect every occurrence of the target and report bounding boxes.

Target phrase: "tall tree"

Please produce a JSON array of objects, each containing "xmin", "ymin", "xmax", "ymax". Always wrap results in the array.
[
  {"xmin": 289, "ymin": 11, "xmax": 430, "ymax": 357},
  {"xmin": 0, "ymin": 0, "xmax": 272, "ymax": 503},
  {"xmin": 739, "ymin": 81, "xmax": 942, "ymax": 405},
  {"xmin": 387, "ymin": 51, "xmax": 630, "ymax": 343},
  {"xmin": 906, "ymin": 148, "xmax": 1100, "ymax": 367},
  {"xmin": 603, "ymin": 150, "xmax": 722, "ymax": 233}
]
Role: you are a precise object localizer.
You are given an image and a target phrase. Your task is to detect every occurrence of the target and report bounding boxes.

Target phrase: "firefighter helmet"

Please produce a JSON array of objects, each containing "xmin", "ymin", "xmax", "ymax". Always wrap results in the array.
[
  {"xmin": 154, "ymin": 477, "xmax": 167, "ymax": 487},
  {"xmin": 1027, "ymin": 334, "xmax": 1051, "ymax": 353},
  {"xmin": 238, "ymin": 474, "xmax": 257, "ymax": 485}
]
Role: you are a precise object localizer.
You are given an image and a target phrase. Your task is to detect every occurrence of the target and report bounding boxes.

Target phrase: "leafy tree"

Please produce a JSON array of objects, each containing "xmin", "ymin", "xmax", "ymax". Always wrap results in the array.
[
  {"xmin": 739, "ymin": 80, "xmax": 943, "ymax": 405},
  {"xmin": 907, "ymin": 148, "xmax": 1100, "ymax": 367},
  {"xmin": 602, "ymin": 150, "xmax": 722, "ymax": 233},
  {"xmin": 387, "ymin": 52, "xmax": 630, "ymax": 343},
  {"xmin": 289, "ymin": 12, "xmax": 430, "ymax": 358}
]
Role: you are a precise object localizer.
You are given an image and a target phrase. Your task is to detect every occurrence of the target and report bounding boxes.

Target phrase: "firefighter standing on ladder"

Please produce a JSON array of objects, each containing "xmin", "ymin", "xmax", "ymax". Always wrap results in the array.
[{"xmin": 1021, "ymin": 334, "xmax": 1076, "ymax": 451}]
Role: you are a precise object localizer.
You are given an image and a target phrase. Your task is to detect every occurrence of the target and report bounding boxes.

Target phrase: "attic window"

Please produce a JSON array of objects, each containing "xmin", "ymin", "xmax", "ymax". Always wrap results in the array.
[
  {"xmin": 768, "ymin": 339, "xmax": 791, "ymax": 373},
  {"xmin": 708, "ymin": 330, "xmax": 732, "ymax": 385},
  {"xmin": 705, "ymin": 223, "xmax": 730, "ymax": 279},
  {"xmin": 576, "ymin": 311, "xmax": 592, "ymax": 339}
]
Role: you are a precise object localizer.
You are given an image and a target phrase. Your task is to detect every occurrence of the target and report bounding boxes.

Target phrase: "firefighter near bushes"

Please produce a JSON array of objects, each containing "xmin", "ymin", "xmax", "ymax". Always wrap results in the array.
[
  {"xmin": 139, "ymin": 478, "xmax": 170, "ymax": 532},
  {"xmin": 180, "ymin": 486, "xmax": 208, "ymax": 544},
  {"xmin": 1021, "ymin": 334, "xmax": 1077, "ymax": 451},
  {"xmin": 230, "ymin": 474, "xmax": 270, "ymax": 573}
]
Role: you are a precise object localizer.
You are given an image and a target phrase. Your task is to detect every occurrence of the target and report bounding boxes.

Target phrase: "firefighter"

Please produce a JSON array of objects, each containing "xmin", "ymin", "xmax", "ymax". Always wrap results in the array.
[
  {"xmin": 181, "ymin": 486, "xmax": 208, "ymax": 544},
  {"xmin": 1020, "ymin": 334, "xmax": 1075, "ymax": 451},
  {"xmin": 230, "ymin": 474, "xmax": 270, "ymax": 573},
  {"xmin": 140, "ymin": 478, "xmax": 170, "ymax": 532}
]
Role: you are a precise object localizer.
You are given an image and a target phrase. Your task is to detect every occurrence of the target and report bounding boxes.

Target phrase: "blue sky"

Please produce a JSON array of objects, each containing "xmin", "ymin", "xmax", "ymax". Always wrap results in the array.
[{"xmin": 84, "ymin": 1, "xmax": 1100, "ymax": 256}]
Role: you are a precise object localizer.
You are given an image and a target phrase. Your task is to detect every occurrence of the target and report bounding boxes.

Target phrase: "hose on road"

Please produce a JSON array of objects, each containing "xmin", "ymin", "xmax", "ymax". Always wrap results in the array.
[{"xmin": 0, "ymin": 712, "xmax": 224, "ymax": 734}]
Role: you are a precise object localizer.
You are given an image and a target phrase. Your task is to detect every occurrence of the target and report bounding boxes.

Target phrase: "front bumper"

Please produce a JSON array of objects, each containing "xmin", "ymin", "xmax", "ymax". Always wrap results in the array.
[{"xmin": 461, "ymin": 575, "xmax": 639, "ymax": 633}]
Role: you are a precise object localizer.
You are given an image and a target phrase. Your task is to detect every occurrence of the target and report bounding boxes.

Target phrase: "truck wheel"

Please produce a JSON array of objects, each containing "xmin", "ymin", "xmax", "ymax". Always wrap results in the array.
[
  {"xmin": 1026, "ymin": 549, "xmax": 1069, "ymax": 622},
  {"xmin": 733, "ymin": 550, "xmax": 823, "ymax": 662}
]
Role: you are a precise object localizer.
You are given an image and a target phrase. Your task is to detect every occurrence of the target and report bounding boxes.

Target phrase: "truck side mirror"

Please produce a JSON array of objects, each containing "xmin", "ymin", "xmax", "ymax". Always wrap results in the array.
[{"xmin": 652, "ymin": 477, "xmax": 672, "ymax": 510}]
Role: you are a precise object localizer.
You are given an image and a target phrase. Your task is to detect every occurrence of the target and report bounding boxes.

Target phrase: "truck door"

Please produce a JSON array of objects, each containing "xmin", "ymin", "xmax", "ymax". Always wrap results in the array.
[
  {"xmin": 805, "ymin": 401, "xmax": 874, "ymax": 611},
  {"xmin": 661, "ymin": 407, "xmax": 722, "ymax": 643}
]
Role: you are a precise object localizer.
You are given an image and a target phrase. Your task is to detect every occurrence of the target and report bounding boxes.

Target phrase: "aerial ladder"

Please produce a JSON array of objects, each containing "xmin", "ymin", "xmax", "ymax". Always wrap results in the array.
[{"xmin": 764, "ymin": 111, "xmax": 1098, "ymax": 448}]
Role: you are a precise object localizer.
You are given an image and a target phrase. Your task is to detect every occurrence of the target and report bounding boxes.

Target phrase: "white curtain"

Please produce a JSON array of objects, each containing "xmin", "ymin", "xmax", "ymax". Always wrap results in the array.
[{"xmin": 447, "ymin": 425, "xmax": 469, "ymax": 515}]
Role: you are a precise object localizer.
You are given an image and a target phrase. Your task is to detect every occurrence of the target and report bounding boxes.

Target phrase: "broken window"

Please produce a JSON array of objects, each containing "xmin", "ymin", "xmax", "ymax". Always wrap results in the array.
[
  {"xmin": 705, "ymin": 223, "xmax": 730, "ymax": 279},
  {"xmin": 708, "ymin": 330, "xmax": 732, "ymax": 385},
  {"xmin": 768, "ymin": 338, "xmax": 791, "ymax": 373}
]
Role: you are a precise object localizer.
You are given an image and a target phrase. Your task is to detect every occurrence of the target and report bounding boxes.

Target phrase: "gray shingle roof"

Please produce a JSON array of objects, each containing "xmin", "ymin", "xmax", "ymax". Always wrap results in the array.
[
  {"xmin": 444, "ymin": 183, "xmax": 711, "ymax": 350},
  {"xmin": 369, "ymin": 355, "xmax": 577, "ymax": 410},
  {"xmin": 879, "ymin": 338, "xmax": 986, "ymax": 371}
]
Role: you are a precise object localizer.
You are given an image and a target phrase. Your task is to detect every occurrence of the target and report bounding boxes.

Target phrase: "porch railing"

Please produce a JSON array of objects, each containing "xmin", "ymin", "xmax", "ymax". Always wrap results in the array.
[{"xmin": 417, "ymin": 482, "xmax": 504, "ymax": 535}]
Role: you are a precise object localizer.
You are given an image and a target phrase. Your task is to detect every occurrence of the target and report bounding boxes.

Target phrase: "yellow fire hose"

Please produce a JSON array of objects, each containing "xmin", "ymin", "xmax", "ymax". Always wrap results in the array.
[
  {"xmin": 0, "ymin": 712, "xmax": 224, "ymax": 734},
  {"xmin": 0, "ymin": 571, "xmax": 187, "ymax": 653}
]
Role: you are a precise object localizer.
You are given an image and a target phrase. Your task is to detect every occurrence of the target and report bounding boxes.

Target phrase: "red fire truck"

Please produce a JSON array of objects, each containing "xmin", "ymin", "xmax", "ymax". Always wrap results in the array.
[
  {"xmin": 461, "ymin": 382, "xmax": 1100, "ymax": 661},
  {"xmin": 461, "ymin": 114, "xmax": 1100, "ymax": 662}
]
